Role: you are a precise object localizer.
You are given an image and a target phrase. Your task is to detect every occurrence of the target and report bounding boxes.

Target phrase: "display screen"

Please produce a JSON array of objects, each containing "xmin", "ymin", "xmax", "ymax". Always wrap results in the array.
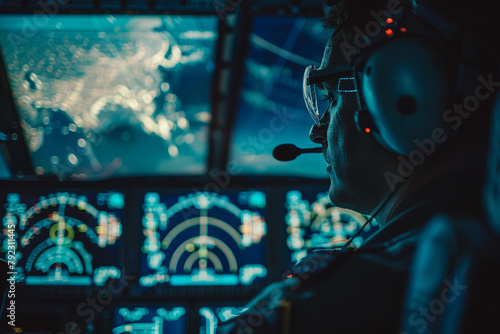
[
  {"xmin": 113, "ymin": 307, "xmax": 186, "ymax": 334},
  {"xmin": 228, "ymin": 17, "xmax": 330, "ymax": 178},
  {"xmin": 0, "ymin": 15, "xmax": 218, "ymax": 179},
  {"xmin": 0, "ymin": 191, "xmax": 124, "ymax": 285},
  {"xmin": 199, "ymin": 305, "xmax": 246, "ymax": 334},
  {"xmin": 285, "ymin": 190, "xmax": 379, "ymax": 264},
  {"xmin": 140, "ymin": 191, "xmax": 267, "ymax": 287}
]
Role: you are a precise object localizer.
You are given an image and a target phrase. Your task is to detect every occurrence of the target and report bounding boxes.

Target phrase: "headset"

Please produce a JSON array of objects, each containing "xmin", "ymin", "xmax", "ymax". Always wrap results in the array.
[
  {"xmin": 346, "ymin": 0, "xmax": 479, "ymax": 156},
  {"xmin": 314, "ymin": 0, "xmax": 484, "ymax": 251}
]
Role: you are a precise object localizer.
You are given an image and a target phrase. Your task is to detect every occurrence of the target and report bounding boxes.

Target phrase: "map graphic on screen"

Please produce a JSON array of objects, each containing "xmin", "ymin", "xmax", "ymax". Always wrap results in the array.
[{"xmin": 0, "ymin": 15, "xmax": 218, "ymax": 178}]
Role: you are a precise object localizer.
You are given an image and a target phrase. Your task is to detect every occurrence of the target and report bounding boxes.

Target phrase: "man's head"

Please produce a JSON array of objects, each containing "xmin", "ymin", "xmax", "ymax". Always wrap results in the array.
[
  {"xmin": 306, "ymin": 0, "xmax": 498, "ymax": 217},
  {"xmin": 308, "ymin": 28, "xmax": 399, "ymax": 215}
]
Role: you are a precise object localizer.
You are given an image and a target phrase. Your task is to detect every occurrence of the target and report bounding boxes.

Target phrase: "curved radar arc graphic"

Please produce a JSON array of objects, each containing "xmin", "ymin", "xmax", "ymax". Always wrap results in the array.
[
  {"xmin": 142, "ymin": 191, "xmax": 267, "ymax": 286},
  {"xmin": 22, "ymin": 218, "xmax": 100, "ymax": 247},
  {"xmin": 166, "ymin": 193, "xmax": 243, "ymax": 218},
  {"xmin": 311, "ymin": 205, "xmax": 367, "ymax": 230},
  {"xmin": 25, "ymin": 244, "xmax": 93, "ymax": 285},
  {"xmin": 168, "ymin": 236, "xmax": 238, "ymax": 273},
  {"xmin": 33, "ymin": 246, "xmax": 84, "ymax": 273},
  {"xmin": 161, "ymin": 217, "xmax": 242, "ymax": 248},
  {"xmin": 22, "ymin": 194, "xmax": 100, "ymax": 228},
  {"xmin": 183, "ymin": 250, "xmax": 224, "ymax": 272}
]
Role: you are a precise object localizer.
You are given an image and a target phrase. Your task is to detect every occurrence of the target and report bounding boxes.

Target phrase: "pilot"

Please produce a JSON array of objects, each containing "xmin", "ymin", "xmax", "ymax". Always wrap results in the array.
[{"xmin": 217, "ymin": 0, "xmax": 500, "ymax": 333}]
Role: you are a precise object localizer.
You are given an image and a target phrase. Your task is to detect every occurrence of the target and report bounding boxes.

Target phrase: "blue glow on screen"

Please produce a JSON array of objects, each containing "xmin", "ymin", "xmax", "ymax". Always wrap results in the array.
[
  {"xmin": 0, "ymin": 191, "xmax": 124, "ymax": 286},
  {"xmin": 140, "ymin": 191, "xmax": 267, "ymax": 287},
  {"xmin": 0, "ymin": 147, "xmax": 10, "ymax": 178},
  {"xmin": 0, "ymin": 15, "xmax": 218, "ymax": 179},
  {"xmin": 113, "ymin": 307, "xmax": 186, "ymax": 334},
  {"xmin": 285, "ymin": 190, "xmax": 379, "ymax": 264},
  {"xmin": 228, "ymin": 17, "xmax": 330, "ymax": 178}
]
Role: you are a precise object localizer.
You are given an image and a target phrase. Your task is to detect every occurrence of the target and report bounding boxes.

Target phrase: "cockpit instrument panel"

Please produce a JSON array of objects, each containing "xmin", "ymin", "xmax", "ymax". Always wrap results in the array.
[
  {"xmin": 285, "ymin": 190, "xmax": 378, "ymax": 264},
  {"xmin": 1, "ymin": 191, "xmax": 124, "ymax": 286},
  {"xmin": 140, "ymin": 190, "xmax": 267, "ymax": 287},
  {"xmin": 113, "ymin": 306, "xmax": 186, "ymax": 334}
]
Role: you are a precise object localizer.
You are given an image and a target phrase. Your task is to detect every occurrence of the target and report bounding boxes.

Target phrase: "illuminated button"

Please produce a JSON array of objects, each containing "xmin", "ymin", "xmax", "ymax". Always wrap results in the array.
[
  {"xmin": 198, "ymin": 248, "xmax": 208, "ymax": 258},
  {"xmin": 108, "ymin": 193, "xmax": 124, "ymax": 209},
  {"xmin": 186, "ymin": 243, "xmax": 195, "ymax": 252}
]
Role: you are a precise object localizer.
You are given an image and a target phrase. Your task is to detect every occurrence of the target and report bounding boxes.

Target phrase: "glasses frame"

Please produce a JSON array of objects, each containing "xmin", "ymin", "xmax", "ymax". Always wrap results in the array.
[{"xmin": 303, "ymin": 64, "xmax": 358, "ymax": 126}]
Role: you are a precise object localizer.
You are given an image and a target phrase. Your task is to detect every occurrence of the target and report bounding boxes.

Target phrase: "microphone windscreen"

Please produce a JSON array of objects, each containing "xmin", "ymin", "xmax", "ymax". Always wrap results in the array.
[{"xmin": 273, "ymin": 144, "xmax": 300, "ymax": 161}]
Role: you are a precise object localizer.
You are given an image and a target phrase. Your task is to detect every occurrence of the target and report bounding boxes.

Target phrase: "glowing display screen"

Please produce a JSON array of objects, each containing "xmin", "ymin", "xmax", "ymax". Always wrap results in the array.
[
  {"xmin": 0, "ymin": 191, "xmax": 124, "ymax": 286},
  {"xmin": 228, "ymin": 17, "xmax": 330, "ymax": 178},
  {"xmin": 199, "ymin": 305, "xmax": 246, "ymax": 334},
  {"xmin": 113, "ymin": 307, "xmax": 186, "ymax": 334},
  {"xmin": 285, "ymin": 190, "xmax": 379, "ymax": 264},
  {"xmin": 140, "ymin": 191, "xmax": 267, "ymax": 287},
  {"xmin": 0, "ymin": 15, "xmax": 217, "ymax": 179}
]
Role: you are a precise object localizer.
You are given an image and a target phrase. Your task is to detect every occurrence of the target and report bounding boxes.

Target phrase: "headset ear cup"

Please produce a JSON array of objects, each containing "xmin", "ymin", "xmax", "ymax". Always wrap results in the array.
[
  {"xmin": 354, "ymin": 109, "xmax": 377, "ymax": 134},
  {"xmin": 359, "ymin": 37, "xmax": 452, "ymax": 155}
]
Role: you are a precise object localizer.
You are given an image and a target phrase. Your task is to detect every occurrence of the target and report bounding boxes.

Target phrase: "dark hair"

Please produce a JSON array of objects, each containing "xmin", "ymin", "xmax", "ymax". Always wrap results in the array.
[{"xmin": 322, "ymin": 0, "xmax": 385, "ymax": 31}]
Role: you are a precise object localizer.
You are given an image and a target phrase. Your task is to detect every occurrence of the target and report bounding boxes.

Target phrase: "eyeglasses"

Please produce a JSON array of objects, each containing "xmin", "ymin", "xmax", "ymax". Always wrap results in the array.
[{"xmin": 303, "ymin": 64, "xmax": 357, "ymax": 126}]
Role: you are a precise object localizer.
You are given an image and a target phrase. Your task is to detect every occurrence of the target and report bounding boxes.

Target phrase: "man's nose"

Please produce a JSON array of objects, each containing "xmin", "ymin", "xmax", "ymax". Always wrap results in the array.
[{"xmin": 309, "ymin": 122, "xmax": 327, "ymax": 144}]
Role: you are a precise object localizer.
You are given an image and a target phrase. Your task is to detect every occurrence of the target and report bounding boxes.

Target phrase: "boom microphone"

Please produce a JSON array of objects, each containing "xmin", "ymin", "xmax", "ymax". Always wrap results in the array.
[{"xmin": 272, "ymin": 144, "xmax": 323, "ymax": 161}]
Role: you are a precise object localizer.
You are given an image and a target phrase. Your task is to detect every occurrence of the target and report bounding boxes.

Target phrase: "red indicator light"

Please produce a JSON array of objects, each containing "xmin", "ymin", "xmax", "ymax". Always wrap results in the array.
[
  {"xmin": 400, "ymin": 27, "xmax": 407, "ymax": 33},
  {"xmin": 364, "ymin": 128, "xmax": 371, "ymax": 133},
  {"xmin": 287, "ymin": 274, "xmax": 293, "ymax": 279},
  {"xmin": 386, "ymin": 18, "xmax": 394, "ymax": 24},
  {"xmin": 385, "ymin": 29, "xmax": 394, "ymax": 36}
]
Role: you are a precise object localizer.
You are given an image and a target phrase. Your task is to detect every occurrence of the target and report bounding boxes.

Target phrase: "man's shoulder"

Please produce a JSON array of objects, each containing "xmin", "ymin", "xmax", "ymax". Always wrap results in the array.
[
  {"xmin": 216, "ymin": 204, "xmax": 457, "ymax": 333},
  {"xmin": 217, "ymin": 240, "xmax": 417, "ymax": 333}
]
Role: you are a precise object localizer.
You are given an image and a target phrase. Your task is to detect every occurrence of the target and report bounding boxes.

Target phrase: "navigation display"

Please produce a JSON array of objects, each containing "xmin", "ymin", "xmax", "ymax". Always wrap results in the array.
[
  {"xmin": 140, "ymin": 191, "xmax": 267, "ymax": 287},
  {"xmin": 285, "ymin": 190, "xmax": 378, "ymax": 264},
  {"xmin": 0, "ymin": 191, "xmax": 124, "ymax": 286},
  {"xmin": 113, "ymin": 307, "xmax": 186, "ymax": 334}
]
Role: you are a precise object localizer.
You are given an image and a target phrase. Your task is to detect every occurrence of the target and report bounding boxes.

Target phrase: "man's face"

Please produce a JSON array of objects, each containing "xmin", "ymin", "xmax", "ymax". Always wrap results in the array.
[{"xmin": 309, "ymin": 33, "xmax": 397, "ymax": 214}]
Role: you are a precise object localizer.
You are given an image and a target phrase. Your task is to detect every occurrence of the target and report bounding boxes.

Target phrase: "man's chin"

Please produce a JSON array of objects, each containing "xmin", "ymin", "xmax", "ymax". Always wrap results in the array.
[
  {"xmin": 329, "ymin": 185, "xmax": 364, "ymax": 213},
  {"xmin": 328, "ymin": 176, "xmax": 357, "ymax": 210},
  {"xmin": 328, "ymin": 185, "xmax": 348, "ymax": 209}
]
